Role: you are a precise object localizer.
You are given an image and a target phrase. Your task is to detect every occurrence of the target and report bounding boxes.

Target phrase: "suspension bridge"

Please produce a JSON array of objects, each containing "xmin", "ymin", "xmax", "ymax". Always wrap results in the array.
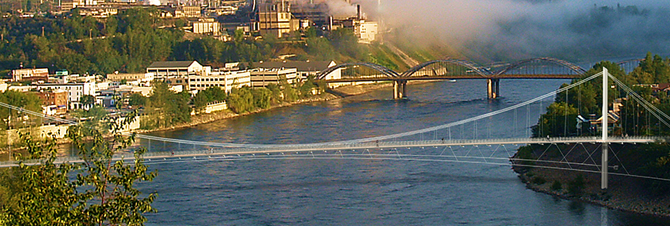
[
  {"xmin": 1, "ymin": 66, "xmax": 669, "ymax": 191},
  {"xmin": 317, "ymin": 57, "xmax": 644, "ymax": 99}
]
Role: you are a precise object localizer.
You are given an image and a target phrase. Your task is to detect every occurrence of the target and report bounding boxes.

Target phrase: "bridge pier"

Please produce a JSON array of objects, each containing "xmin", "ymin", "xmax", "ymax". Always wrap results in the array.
[
  {"xmin": 487, "ymin": 79, "xmax": 500, "ymax": 99},
  {"xmin": 393, "ymin": 80, "xmax": 407, "ymax": 99}
]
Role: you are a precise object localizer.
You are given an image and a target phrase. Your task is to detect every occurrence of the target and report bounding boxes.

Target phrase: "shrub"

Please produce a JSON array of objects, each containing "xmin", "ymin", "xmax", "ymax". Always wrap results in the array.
[
  {"xmin": 567, "ymin": 175, "xmax": 586, "ymax": 197},
  {"xmin": 531, "ymin": 176, "xmax": 546, "ymax": 185},
  {"xmin": 551, "ymin": 180, "xmax": 562, "ymax": 191}
]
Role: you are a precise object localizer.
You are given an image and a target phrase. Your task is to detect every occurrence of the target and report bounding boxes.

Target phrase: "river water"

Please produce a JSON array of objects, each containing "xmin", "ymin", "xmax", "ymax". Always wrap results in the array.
[{"xmin": 139, "ymin": 79, "xmax": 670, "ymax": 225}]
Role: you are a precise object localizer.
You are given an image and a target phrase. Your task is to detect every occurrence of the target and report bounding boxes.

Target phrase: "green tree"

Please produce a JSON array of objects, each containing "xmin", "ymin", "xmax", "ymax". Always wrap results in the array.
[
  {"xmin": 533, "ymin": 102, "xmax": 579, "ymax": 137},
  {"xmin": 251, "ymin": 88, "xmax": 272, "ymax": 109},
  {"xmin": 193, "ymin": 90, "xmax": 209, "ymax": 114},
  {"xmin": 227, "ymin": 87, "xmax": 254, "ymax": 114},
  {"xmin": 279, "ymin": 76, "xmax": 297, "ymax": 102},
  {"xmin": 0, "ymin": 90, "xmax": 43, "ymax": 130},
  {"xmin": 146, "ymin": 82, "xmax": 191, "ymax": 128},
  {"xmin": 0, "ymin": 111, "xmax": 157, "ymax": 225},
  {"xmin": 266, "ymin": 83, "xmax": 282, "ymax": 104},
  {"xmin": 128, "ymin": 93, "xmax": 147, "ymax": 107},
  {"xmin": 80, "ymin": 94, "xmax": 96, "ymax": 108}
]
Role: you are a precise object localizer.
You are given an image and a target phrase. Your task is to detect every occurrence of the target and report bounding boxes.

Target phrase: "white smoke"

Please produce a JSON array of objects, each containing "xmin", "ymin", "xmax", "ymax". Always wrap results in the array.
[
  {"xmin": 292, "ymin": 0, "xmax": 359, "ymax": 17},
  {"xmin": 375, "ymin": 0, "xmax": 670, "ymax": 61}
]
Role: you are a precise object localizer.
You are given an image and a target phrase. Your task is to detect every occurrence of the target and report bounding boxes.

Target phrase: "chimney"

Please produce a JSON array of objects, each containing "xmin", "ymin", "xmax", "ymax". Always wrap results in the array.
[
  {"xmin": 357, "ymin": 4, "xmax": 361, "ymax": 19},
  {"xmin": 329, "ymin": 16, "xmax": 333, "ymax": 30}
]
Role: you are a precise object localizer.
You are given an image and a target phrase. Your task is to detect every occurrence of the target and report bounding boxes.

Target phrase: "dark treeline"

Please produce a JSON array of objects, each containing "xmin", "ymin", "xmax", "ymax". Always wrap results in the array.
[{"xmin": 0, "ymin": 8, "xmax": 399, "ymax": 76}]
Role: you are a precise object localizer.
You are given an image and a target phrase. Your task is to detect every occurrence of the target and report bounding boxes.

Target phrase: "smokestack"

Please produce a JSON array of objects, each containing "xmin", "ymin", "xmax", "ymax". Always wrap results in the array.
[
  {"xmin": 329, "ymin": 16, "xmax": 333, "ymax": 30},
  {"xmin": 357, "ymin": 4, "xmax": 361, "ymax": 19}
]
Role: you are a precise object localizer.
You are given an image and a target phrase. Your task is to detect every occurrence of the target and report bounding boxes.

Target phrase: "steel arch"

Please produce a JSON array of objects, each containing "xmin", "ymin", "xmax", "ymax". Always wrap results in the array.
[
  {"xmin": 616, "ymin": 58, "xmax": 644, "ymax": 66},
  {"xmin": 400, "ymin": 59, "xmax": 491, "ymax": 78},
  {"xmin": 316, "ymin": 62, "xmax": 399, "ymax": 80},
  {"xmin": 495, "ymin": 57, "xmax": 587, "ymax": 77},
  {"xmin": 616, "ymin": 58, "xmax": 644, "ymax": 73}
]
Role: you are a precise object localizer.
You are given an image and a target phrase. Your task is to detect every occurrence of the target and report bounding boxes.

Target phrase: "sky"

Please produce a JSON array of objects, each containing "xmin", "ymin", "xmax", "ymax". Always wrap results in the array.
[{"xmin": 366, "ymin": 0, "xmax": 670, "ymax": 62}]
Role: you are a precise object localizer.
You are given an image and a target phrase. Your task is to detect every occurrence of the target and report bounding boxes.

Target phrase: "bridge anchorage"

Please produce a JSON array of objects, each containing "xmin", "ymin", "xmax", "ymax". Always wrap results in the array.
[{"xmin": 318, "ymin": 57, "xmax": 588, "ymax": 100}]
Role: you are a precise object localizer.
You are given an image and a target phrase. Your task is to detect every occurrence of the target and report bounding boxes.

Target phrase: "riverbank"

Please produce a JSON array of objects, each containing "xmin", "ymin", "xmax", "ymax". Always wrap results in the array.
[
  {"xmin": 512, "ymin": 145, "xmax": 670, "ymax": 218},
  {"xmin": 135, "ymin": 82, "xmax": 395, "ymax": 134}
]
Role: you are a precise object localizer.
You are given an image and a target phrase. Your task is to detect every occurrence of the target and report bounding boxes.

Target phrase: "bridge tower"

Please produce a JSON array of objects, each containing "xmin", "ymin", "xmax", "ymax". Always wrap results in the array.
[
  {"xmin": 601, "ymin": 68, "xmax": 609, "ymax": 190},
  {"xmin": 487, "ymin": 79, "xmax": 500, "ymax": 99}
]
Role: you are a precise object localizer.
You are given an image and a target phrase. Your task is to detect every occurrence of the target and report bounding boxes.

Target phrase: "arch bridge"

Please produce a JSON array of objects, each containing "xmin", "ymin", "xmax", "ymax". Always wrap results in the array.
[{"xmin": 318, "ymin": 57, "xmax": 588, "ymax": 99}]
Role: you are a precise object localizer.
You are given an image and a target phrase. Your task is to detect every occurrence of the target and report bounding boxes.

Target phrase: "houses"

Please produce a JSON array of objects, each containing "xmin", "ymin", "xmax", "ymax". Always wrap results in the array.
[
  {"xmin": 34, "ymin": 90, "xmax": 68, "ymax": 116},
  {"xmin": 36, "ymin": 81, "xmax": 96, "ymax": 110},
  {"xmin": 2, "ymin": 59, "xmax": 341, "ymax": 114}
]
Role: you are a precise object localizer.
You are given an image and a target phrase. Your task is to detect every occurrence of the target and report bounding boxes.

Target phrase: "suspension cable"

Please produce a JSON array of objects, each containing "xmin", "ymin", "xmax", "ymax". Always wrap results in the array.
[{"xmin": 0, "ymin": 72, "xmax": 605, "ymax": 149}]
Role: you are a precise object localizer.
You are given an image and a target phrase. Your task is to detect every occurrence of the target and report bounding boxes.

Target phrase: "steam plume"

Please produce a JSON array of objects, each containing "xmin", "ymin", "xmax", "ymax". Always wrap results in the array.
[{"xmin": 376, "ymin": 0, "xmax": 670, "ymax": 62}]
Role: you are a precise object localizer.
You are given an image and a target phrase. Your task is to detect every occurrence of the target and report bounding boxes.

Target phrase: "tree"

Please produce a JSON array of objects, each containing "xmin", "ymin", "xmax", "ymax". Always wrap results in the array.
[
  {"xmin": 279, "ymin": 76, "xmax": 297, "ymax": 102},
  {"xmin": 71, "ymin": 105, "xmax": 109, "ymax": 135},
  {"xmin": 80, "ymin": 94, "xmax": 96, "ymax": 108},
  {"xmin": 533, "ymin": 102, "xmax": 579, "ymax": 137},
  {"xmin": 0, "ymin": 90, "xmax": 43, "ymax": 130},
  {"xmin": 128, "ymin": 93, "xmax": 147, "ymax": 107},
  {"xmin": 251, "ymin": 88, "xmax": 271, "ymax": 109},
  {"xmin": 227, "ymin": 87, "xmax": 254, "ymax": 114},
  {"xmin": 145, "ymin": 82, "xmax": 191, "ymax": 128},
  {"xmin": 0, "ymin": 111, "xmax": 157, "ymax": 225},
  {"xmin": 193, "ymin": 91, "xmax": 209, "ymax": 114}
]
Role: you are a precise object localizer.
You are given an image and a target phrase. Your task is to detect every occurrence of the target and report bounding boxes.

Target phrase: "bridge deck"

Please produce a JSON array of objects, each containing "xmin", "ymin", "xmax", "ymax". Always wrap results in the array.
[
  {"xmin": 0, "ymin": 136, "xmax": 659, "ymax": 168},
  {"xmin": 325, "ymin": 75, "xmax": 581, "ymax": 83}
]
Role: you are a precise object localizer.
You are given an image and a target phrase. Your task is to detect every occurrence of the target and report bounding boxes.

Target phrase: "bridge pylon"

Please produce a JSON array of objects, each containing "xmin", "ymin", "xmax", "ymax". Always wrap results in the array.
[
  {"xmin": 601, "ymin": 68, "xmax": 609, "ymax": 190},
  {"xmin": 487, "ymin": 78, "xmax": 500, "ymax": 99},
  {"xmin": 393, "ymin": 80, "xmax": 407, "ymax": 99}
]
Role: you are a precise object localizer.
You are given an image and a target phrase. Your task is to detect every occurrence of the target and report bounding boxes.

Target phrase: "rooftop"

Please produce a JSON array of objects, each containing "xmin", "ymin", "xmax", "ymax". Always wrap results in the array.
[
  {"xmin": 249, "ymin": 61, "xmax": 335, "ymax": 71},
  {"xmin": 148, "ymin": 61, "xmax": 201, "ymax": 69}
]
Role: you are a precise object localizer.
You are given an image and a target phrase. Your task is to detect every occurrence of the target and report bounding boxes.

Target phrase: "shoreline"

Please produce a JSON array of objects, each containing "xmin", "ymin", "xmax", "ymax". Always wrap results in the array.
[
  {"xmin": 512, "ymin": 154, "xmax": 670, "ymax": 218},
  {"xmin": 135, "ymin": 82, "xmax": 395, "ymax": 134}
]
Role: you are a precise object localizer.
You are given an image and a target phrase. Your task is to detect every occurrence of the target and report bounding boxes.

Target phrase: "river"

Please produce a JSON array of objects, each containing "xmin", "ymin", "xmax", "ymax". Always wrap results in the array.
[{"xmin": 138, "ymin": 79, "xmax": 670, "ymax": 225}]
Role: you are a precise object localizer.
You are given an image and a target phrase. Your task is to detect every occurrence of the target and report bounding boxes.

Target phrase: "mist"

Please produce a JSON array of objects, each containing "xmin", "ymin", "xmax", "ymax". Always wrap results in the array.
[
  {"xmin": 374, "ymin": 0, "xmax": 670, "ymax": 62},
  {"xmin": 291, "ymin": 0, "xmax": 359, "ymax": 17}
]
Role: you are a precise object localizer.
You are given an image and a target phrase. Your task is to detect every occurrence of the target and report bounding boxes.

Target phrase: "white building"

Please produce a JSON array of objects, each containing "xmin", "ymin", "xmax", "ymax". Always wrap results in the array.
[
  {"xmin": 37, "ymin": 82, "xmax": 96, "ymax": 109},
  {"xmin": 12, "ymin": 68, "xmax": 49, "ymax": 81},
  {"xmin": 193, "ymin": 20, "xmax": 222, "ymax": 35},
  {"xmin": 165, "ymin": 70, "xmax": 251, "ymax": 93},
  {"xmin": 147, "ymin": 61, "xmax": 209, "ymax": 79},
  {"xmin": 252, "ymin": 61, "xmax": 340, "ymax": 80},
  {"xmin": 342, "ymin": 19, "xmax": 379, "ymax": 43},
  {"xmin": 356, "ymin": 21, "xmax": 378, "ymax": 43},
  {"xmin": 0, "ymin": 81, "xmax": 7, "ymax": 92},
  {"xmin": 249, "ymin": 68, "xmax": 298, "ymax": 88},
  {"xmin": 106, "ymin": 72, "xmax": 155, "ymax": 83}
]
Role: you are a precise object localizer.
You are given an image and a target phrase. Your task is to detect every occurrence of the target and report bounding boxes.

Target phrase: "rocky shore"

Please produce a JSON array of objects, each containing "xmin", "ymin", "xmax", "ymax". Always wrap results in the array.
[{"xmin": 512, "ymin": 150, "xmax": 670, "ymax": 218}]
